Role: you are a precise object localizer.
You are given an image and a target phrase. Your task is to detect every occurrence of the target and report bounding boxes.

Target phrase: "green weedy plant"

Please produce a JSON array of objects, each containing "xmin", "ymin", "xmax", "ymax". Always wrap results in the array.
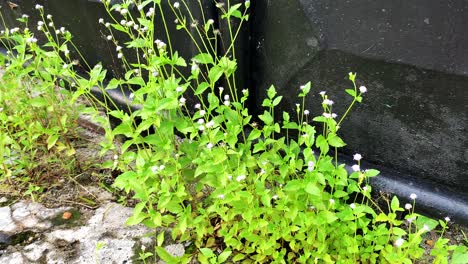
[
  {"xmin": 0, "ymin": 13, "xmax": 79, "ymax": 190},
  {"xmin": 1, "ymin": 0, "xmax": 467, "ymax": 263}
]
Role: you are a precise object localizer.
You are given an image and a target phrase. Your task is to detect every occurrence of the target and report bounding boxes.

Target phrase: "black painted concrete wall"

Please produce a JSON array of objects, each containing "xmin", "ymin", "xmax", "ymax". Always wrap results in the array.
[{"xmin": 251, "ymin": 0, "xmax": 468, "ymax": 196}]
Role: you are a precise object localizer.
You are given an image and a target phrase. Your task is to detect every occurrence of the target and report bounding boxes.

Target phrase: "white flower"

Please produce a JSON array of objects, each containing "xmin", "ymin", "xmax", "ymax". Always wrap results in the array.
[
  {"xmin": 242, "ymin": 89, "xmax": 248, "ymax": 94},
  {"xmin": 307, "ymin": 161, "xmax": 315, "ymax": 172},
  {"xmin": 224, "ymin": 100, "xmax": 230, "ymax": 106},
  {"xmin": 198, "ymin": 125, "xmax": 205, "ymax": 131},
  {"xmin": 120, "ymin": 19, "xmax": 126, "ymax": 25},
  {"xmin": 207, "ymin": 19, "xmax": 214, "ymax": 25},
  {"xmin": 46, "ymin": 14, "xmax": 52, "ymax": 19},
  {"xmin": 319, "ymin": 91, "xmax": 326, "ymax": 96},
  {"xmin": 60, "ymin": 27, "xmax": 66, "ymax": 33},
  {"xmin": 106, "ymin": 35, "xmax": 112, "ymax": 40},
  {"xmin": 350, "ymin": 203, "xmax": 356, "ymax": 209},
  {"xmin": 394, "ymin": 238, "xmax": 404, "ymax": 247},
  {"xmin": 362, "ymin": 186, "xmax": 368, "ymax": 192},
  {"xmin": 206, "ymin": 120, "xmax": 215, "ymax": 128},
  {"xmin": 116, "ymin": 45, "xmax": 122, "ymax": 51},
  {"xmin": 352, "ymin": 164, "xmax": 360, "ymax": 172},
  {"xmin": 137, "ymin": 5, "xmax": 144, "ymax": 11},
  {"xmin": 353, "ymin": 153, "xmax": 362, "ymax": 161},
  {"xmin": 195, "ymin": 103, "xmax": 201, "ymax": 109},
  {"xmin": 133, "ymin": 24, "xmax": 139, "ymax": 30},
  {"xmin": 26, "ymin": 37, "xmax": 37, "ymax": 43},
  {"xmin": 37, "ymin": 25, "xmax": 43, "ymax": 31},
  {"xmin": 62, "ymin": 63, "xmax": 68, "ymax": 69},
  {"xmin": 236, "ymin": 175, "xmax": 246, "ymax": 182},
  {"xmin": 227, "ymin": 175, "xmax": 232, "ymax": 180},
  {"xmin": 120, "ymin": 9, "xmax": 128, "ymax": 15},
  {"xmin": 329, "ymin": 199, "xmax": 335, "ymax": 204},
  {"xmin": 405, "ymin": 203, "xmax": 412, "ymax": 210},
  {"xmin": 37, "ymin": 21, "xmax": 44, "ymax": 26},
  {"xmin": 179, "ymin": 97, "xmax": 186, "ymax": 105},
  {"xmin": 272, "ymin": 195, "xmax": 279, "ymax": 200},
  {"xmin": 173, "ymin": 2, "xmax": 180, "ymax": 8},
  {"xmin": 35, "ymin": 4, "xmax": 43, "ymax": 9},
  {"xmin": 422, "ymin": 224, "xmax": 429, "ymax": 232},
  {"xmin": 444, "ymin": 217, "xmax": 450, "ymax": 222},
  {"xmin": 331, "ymin": 113, "xmax": 338, "ymax": 118},
  {"xmin": 105, "ymin": 22, "xmax": 110, "ymax": 28},
  {"xmin": 22, "ymin": 14, "xmax": 29, "ymax": 19},
  {"xmin": 113, "ymin": 154, "xmax": 119, "ymax": 160},
  {"xmin": 199, "ymin": 110, "xmax": 206, "ymax": 116},
  {"xmin": 359, "ymin": 86, "xmax": 367, "ymax": 93},
  {"xmin": 48, "ymin": 22, "xmax": 54, "ymax": 27},
  {"xmin": 151, "ymin": 166, "xmax": 158, "ymax": 173},
  {"xmin": 304, "ymin": 110, "xmax": 310, "ymax": 115},
  {"xmin": 176, "ymin": 86, "xmax": 183, "ymax": 93},
  {"xmin": 300, "ymin": 85, "xmax": 306, "ymax": 90},
  {"xmin": 191, "ymin": 63, "xmax": 199, "ymax": 72},
  {"xmin": 99, "ymin": 18, "xmax": 104, "ymax": 24},
  {"xmin": 129, "ymin": 93, "xmax": 134, "ymax": 99},
  {"xmin": 323, "ymin": 99, "xmax": 334, "ymax": 105},
  {"xmin": 126, "ymin": 21, "xmax": 134, "ymax": 27},
  {"xmin": 224, "ymin": 94, "xmax": 230, "ymax": 101},
  {"xmin": 159, "ymin": 165, "xmax": 165, "ymax": 171},
  {"xmin": 323, "ymin": 112, "xmax": 332, "ymax": 118},
  {"xmin": 206, "ymin": 143, "xmax": 213, "ymax": 149},
  {"xmin": 217, "ymin": 194, "xmax": 225, "ymax": 199},
  {"xmin": 152, "ymin": 71, "xmax": 158, "ymax": 77},
  {"xmin": 218, "ymin": 86, "xmax": 224, "ymax": 92},
  {"xmin": 118, "ymin": 53, "xmax": 123, "ymax": 59},
  {"xmin": 410, "ymin": 193, "xmax": 417, "ymax": 200},
  {"xmin": 197, "ymin": 119, "xmax": 204, "ymax": 125},
  {"xmin": 407, "ymin": 217, "xmax": 416, "ymax": 223}
]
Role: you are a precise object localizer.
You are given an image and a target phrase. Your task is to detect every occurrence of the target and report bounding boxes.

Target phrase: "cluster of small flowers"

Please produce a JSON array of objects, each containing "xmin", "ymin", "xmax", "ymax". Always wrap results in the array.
[
  {"xmin": 223, "ymin": 94, "xmax": 230, "ymax": 106},
  {"xmin": 154, "ymin": 39, "xmax": 167, "ymax": 50},
  {"xmin": 151, "ymin": 164, "xmax": 165, "ymax": 173},
  {"xmin": 323, "ymin": 112, "xmax": 337, "ymax": 119},
  {"xmin": 146, "ymin": 7, "xmax": 155, "ymax": 17}
]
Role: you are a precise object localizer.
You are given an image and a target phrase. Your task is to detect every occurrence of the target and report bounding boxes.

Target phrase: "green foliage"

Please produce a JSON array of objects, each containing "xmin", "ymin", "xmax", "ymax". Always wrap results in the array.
[
  {"xmin": 0, "ymin": 15, "xmax": 80, "ymax": 190},
  {"xmin": 1, "ymin": 1, "xmax": 467, "ymax": 263}
]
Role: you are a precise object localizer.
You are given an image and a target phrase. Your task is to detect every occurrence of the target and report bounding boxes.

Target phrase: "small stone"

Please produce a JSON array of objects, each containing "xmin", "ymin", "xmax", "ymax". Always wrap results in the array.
[
  {"xmin": 164, "ymin": 243, "xmax": 185, "ymax": 257},
  {"xmin": 62, "ymin": 212, "xmax": 72, "ymax": 220},
  {"xmin": 426, "ymin": 239, "xmax": 434, "ymax": 247}
]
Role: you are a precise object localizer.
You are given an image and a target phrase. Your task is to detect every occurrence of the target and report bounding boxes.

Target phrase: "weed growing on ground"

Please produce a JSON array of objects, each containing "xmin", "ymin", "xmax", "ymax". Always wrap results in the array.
[{"xmin": 0, "ymin": 0, "xmax": 467, "ymax": 263}]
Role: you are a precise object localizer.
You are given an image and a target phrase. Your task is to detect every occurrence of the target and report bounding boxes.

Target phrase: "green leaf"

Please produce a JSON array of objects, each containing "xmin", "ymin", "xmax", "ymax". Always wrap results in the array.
[
  {"xmin": 208, "ymin": 66, "xmax": 223, "ymax": 83},
  {"xmin": 345, "ymin": 89, "xmax": 356, "ymax": 97},
  {"xmin": 272, "ymin": 96, "xmax": 282, "ymax": 106},
  {"xmin": 47, "ymin": 134, "xmax": 59, "ymax": 150},
  {"xmin": 247, "ymin": 129, "xmax": 261, "ymax": 142},
  {"xmin": 126, "ymin": 38, "xmax": 147, "ymax": 48},
  {"xmin": 218, "ymin": 251, "xmax": 232, "ymax": 263},
  {"xmin": 106, "ymin": 78, "xmax": 121, "ymax": 90},
  {"xmin": 193, "ymin": 53, "xmax": 214, "ymax": 65},
  {"xmin": 156, "ymin": 98, "xmax": 178, "ymax": 112},
  {"xmin": 391, "ymin": 196, "xmax": 400, "ymax": 212},
  {"xmin": 157, "ymin": 232, "xmax": 165, "ymax": 247},
  {"xmin": 328, "ymin": 133, "xmax": 346, "ymax": 147},
  {"xmin": 155, "ymin": 247, "xmax": 178, "ymax": 263},
  {"xmin": 305, "ymin": 182, "xmax": 320, "ymax": 196},
  {"xmin": 392, "ymin": 227, "xmax": 407, "ymax": 236},
  {"xmin": 194, "ymin": 82, "xmax": 210, "ymax": 95},
  {"xmin": 200, "ymin": 248, "xmax": 215, "ymax": 258},
  {"xmin": 364, "ymin": 169, "xmax": 380, "ymax": 177}
]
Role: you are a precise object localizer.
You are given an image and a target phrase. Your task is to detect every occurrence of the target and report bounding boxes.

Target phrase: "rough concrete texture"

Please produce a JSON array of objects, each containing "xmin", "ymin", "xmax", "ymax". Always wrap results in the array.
[{"xmin": 0, "ymin": 198, "xmax": 186, "ymax": 263}]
